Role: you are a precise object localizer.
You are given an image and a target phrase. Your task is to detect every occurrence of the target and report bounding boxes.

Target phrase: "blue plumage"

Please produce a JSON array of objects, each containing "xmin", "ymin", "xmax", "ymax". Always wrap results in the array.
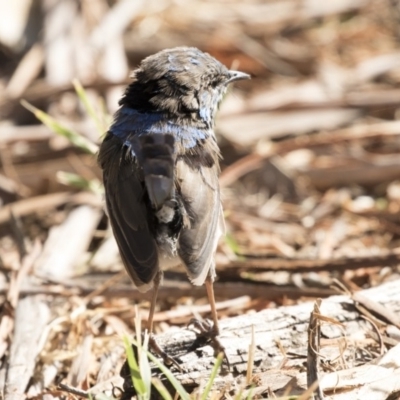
[{"xmin": 110, "ymin": 107, "xmax": 210, "ymax": 150}]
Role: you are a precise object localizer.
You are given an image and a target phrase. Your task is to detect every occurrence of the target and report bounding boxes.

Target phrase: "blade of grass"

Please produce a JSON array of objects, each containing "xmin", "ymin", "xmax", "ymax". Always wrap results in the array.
[
  {"xmin": 21, "ymin": 99, "xmax": 99, "ymax": 154},
  {"xmin": 123, "ymin": 335, "xmax": 147, "ymax": 398},
  {"xmin": 245, "ymin": 385, "xmax": 254, "ymax": 400},
  {"xmin": 234, "ymin": 386, "xmax": 244, "ymax": 400},
  {"xmin": 98, "ymin": 95, "xmax": 112, "ymax": 138},
  {"xmin": 139, "ymin": 333, "xmax": 152, "ymax": 396},
  {"xmin": 72, "ymin": 79, "xmax": 105, "ymax": 136},
  {"xmin": 56, "ymin": 171, "xmax": 103, "ymax": 194},
  {"xmin": 224, "ymin": 233, "xmax": 245, "ymax": 260},
  {"xmin": 200, "ymin": 352, "xmax": 224, "ymax": 400},
  {"xmin": 151, "ymin": 377, "xmax": 174, "ymax": 400},
  {"xmin": 130, "ymin": 338, "xmax": 190, "ymax": 400},
  {"xmin": 224, "ymin": 233, "xmax": 240, "ymax": 253}
]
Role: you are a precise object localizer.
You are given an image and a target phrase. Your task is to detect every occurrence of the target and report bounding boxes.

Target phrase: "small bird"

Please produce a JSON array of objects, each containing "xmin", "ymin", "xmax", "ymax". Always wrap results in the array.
[{"xmin": 98, "ymin": 47, "xmax": 249, "ymax": 361}]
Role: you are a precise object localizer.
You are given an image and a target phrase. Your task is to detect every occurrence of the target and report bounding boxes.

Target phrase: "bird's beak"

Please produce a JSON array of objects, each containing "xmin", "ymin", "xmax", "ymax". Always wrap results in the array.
[{"xmin": 227, "ymin": 70, "xmax": 251, "ymax": 83}]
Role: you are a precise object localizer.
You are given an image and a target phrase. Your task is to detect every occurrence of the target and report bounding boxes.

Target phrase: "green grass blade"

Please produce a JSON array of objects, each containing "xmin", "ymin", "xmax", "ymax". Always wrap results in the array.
[
  {"xmin": 56, "ymin": 171, "xmax": 103, "ymax": 194},
  {"xmin": 224, "ymin": 233, "xmax": 240, "ymax": 253},
  {"xmin": 139, "ymin": 333, "xmax": 152, "ymax": 397},
  {"xmin": 224, "ymin": 233, "xmax": 245, "ymax": 260},
  {"xmin": 151, "ymin": 378, "xmax": 173, "ymax": 400},
  {"xmin": 200, "ymin": 352, "xmax": 223, "ymax": 400},
  {"xmin": 234, "ymin": 386, "xmax": 244, "ymax": 400},
  {"xmin": 72, "ymin": 79, "xmax": 105, "ymax": 136},
  {"xmin": 130, "ymin": 338, "xmax": 190, "ymax": 400},
  {"xmin": 98, "ymin": 96, "xmax": 112, "ymax": 138},
  {"xmin": 245, "ymin": 385, "xmax": 254, "ymax": 400},
  {"xmin": 21, "ymin": 99, "xmax": 99, "ymax": 154},
  {"xmin": 123, "ymin": 335, "xmax": 147, "ymax": 398}
]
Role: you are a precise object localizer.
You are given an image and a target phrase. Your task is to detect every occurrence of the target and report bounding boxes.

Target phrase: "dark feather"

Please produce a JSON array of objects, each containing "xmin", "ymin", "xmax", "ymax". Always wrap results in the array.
[
  {"xmin": 98, "ymin": 133, "xmax": 159, "ymax": 291},
  {"xmin": 136, "ymin": 134, "xmax": 175, "ymax": 209},
  {"xmin": 176, "ymin": 159, "xmax": 224, "ymax": 285}
]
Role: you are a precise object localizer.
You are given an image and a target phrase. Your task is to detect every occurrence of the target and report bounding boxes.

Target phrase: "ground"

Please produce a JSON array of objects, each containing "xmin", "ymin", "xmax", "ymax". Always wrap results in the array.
[{"xmin": 1, "ymin": 0, "xmax": 400, "ymax": 398}]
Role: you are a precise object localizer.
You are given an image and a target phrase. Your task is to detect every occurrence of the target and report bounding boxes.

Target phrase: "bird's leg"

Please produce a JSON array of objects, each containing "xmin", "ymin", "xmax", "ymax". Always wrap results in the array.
[
  {"xmin": 205, "ymin": 275, "xmax": 220, "ymax": 336},
  {"xmin": 188, "ymin": 275, "xmax": 229, "ymax": 367},
  {"xmin": 147, "ymin": 270, "xmax": 161, "ymax": 335},
  {"xmin": 146, "ymin": 271, "xmax": 181, "ymax": 370}
]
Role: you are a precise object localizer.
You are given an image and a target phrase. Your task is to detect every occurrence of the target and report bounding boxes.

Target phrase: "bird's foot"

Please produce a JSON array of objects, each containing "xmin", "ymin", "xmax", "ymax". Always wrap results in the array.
[
  {"xmin": 187, "ymin": 318, "xmax": 230, "ymax": 369},
  {"xmin": 149, "ymin": 333, "xmax": 182, "ymax": 371}
]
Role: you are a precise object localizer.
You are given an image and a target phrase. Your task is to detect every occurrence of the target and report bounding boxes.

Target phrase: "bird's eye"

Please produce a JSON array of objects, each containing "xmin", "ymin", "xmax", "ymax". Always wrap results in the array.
[{"xmin": 211, "ymin": 80, "xmax": 220, "ymax": 89}]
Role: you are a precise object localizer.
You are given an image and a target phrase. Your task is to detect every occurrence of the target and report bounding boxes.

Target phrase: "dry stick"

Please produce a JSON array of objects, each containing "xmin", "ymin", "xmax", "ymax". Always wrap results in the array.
[
  {"xmin": 361, "ymin": 315, "xmax": 386, "ymax": 356},
  {"xmin": 83, "ymin": 270, "xmax": 126, "ymax": 304},
  {"xmin": 58, "ymin": 383, "xmax": 89, "ymax": 399},
  {"xmin": 0, "ymin": 240, "xmax": 42, "ymax": 359},
  {"xmin": 297, "ymin": 380, "xmax": 324, "ymax": 400},
  {"xmin": 368, "ymin": 332, "xmax": 399, "ymax": 348},
  {"xmin": 352, "ymin": 292, "xmax": 400, "ymax": 329},
  {"xmin": 220, "ymin": 251, "xmax": 400, "ymax": 274},
  {"xmin": 246, "ymin": 324, "xmax": 256, "ymax": 385},
  {"xmin": 246, "ymin": 89, "xmax": 400, "ymax": 113},
  {"xmin": 0, "ymin": 78, "xmax": 130, "ymax": 115},
  {"xmin": 220, "ymin": 120, "xmax": 400, "ymax": 187},
  {"xmin": 307, "ymin": 298, "xmax": 324, "ymax": 400},
  {"xmin": 0, "ymin": 145, "xmax": 30, "ymax": 197},
  {"xmin": 220, "ymin": 153, "xmax": 264, "ymax": 188},
  {"xmin": 333, "ymin": 279, "xmax": 400, "ymax": 330},
  {"xmin": 0, "ymin": 191, "xmax": 102, "ymax": 225},
  {"xmin": 9, "ymin": 210, "xmax": 27, "ymax": 259},
  {"xmin": 5, "ymin": 44, "xmax": 44, "ymax": 99},
  {"xmin": 0, "ymin": 279, "xmax": 336, "ymax": 301}
]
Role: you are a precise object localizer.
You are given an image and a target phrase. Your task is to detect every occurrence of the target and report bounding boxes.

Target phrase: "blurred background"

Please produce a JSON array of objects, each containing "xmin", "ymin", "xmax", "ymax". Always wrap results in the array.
[{"xmin": 2, "ymin": 0, "xmax": 400, "ymax": 396}]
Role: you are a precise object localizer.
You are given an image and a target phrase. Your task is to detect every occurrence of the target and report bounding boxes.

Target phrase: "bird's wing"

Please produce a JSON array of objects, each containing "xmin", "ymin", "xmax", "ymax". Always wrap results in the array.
[
  {"xmin": 176, "ymin": 158, "xmax": 224, "ymax": 285},
  {"xmin": 98, "ymin": 133, "xmax": 159, "ymax": 292}
]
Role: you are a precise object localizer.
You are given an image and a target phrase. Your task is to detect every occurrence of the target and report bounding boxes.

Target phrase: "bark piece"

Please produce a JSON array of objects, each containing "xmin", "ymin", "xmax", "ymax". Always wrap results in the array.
[
  {"xmin": 35, "ymin": 205, "xmax": 102, "ymax": 280},
  {"xmin": 121, "ymin": 279, "xmax": 400, "ymax": 398},
  {"xmin": 4, "ymin": 296, "xmax": 51, "ymax": 400}
]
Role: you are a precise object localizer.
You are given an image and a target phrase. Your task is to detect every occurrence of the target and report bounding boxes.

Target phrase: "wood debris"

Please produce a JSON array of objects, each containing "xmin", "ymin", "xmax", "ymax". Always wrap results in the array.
[{"xmin": 1, "ymin": 0, "xmax": 400, "ymax": 398}]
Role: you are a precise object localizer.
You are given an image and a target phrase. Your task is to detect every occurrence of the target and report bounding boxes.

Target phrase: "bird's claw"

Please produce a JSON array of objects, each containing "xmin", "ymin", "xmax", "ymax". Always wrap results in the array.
[
  {"xmin": 187, "ymin": 318, "xmax": 230, "ymax": 369},
  {"xmin": 149, "ymin": 334, "xmax": 182, "ymax": 372},
  {"xmin": 187, "ymin": 318, "xmax": 215, "ymax": 337}
]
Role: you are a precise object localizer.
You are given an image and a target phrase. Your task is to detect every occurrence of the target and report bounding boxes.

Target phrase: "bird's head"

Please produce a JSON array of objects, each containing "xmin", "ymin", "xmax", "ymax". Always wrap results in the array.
[{"xmin": 122, "ymin": 47, "xmax": 250, "ymax": 127}]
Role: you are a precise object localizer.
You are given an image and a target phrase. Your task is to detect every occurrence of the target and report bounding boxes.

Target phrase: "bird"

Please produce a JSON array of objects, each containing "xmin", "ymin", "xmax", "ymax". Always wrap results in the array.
[{"xmin": 98, "ymin": 46, "xmax": 250, "ymax": 363}]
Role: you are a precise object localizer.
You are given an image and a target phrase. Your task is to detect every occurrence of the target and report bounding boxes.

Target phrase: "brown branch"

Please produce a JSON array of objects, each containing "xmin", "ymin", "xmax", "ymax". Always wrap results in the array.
[{"xmin": 219, "ymin": 251, "xmax": 400, "ymax": 274}]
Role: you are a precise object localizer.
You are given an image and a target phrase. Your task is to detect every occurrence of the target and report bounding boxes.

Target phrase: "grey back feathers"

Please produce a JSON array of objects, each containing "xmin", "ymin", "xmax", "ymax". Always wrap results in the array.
[{"xmin": 98, "ymin": 46, "xmax": 249, "ymax": 292}]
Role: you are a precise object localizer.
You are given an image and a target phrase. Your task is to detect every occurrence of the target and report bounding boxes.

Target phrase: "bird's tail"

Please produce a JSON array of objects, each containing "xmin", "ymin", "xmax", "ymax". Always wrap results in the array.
[{"xmin": 137, "ymin": 134, "xmax": 175, "ymax": 209}]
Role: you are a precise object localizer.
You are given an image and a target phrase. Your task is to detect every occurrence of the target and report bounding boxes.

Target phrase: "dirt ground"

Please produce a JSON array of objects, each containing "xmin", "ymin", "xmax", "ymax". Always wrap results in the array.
[{"xmin": 1, "ymin": 0, "xmax": 400, "ymax": 398}]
